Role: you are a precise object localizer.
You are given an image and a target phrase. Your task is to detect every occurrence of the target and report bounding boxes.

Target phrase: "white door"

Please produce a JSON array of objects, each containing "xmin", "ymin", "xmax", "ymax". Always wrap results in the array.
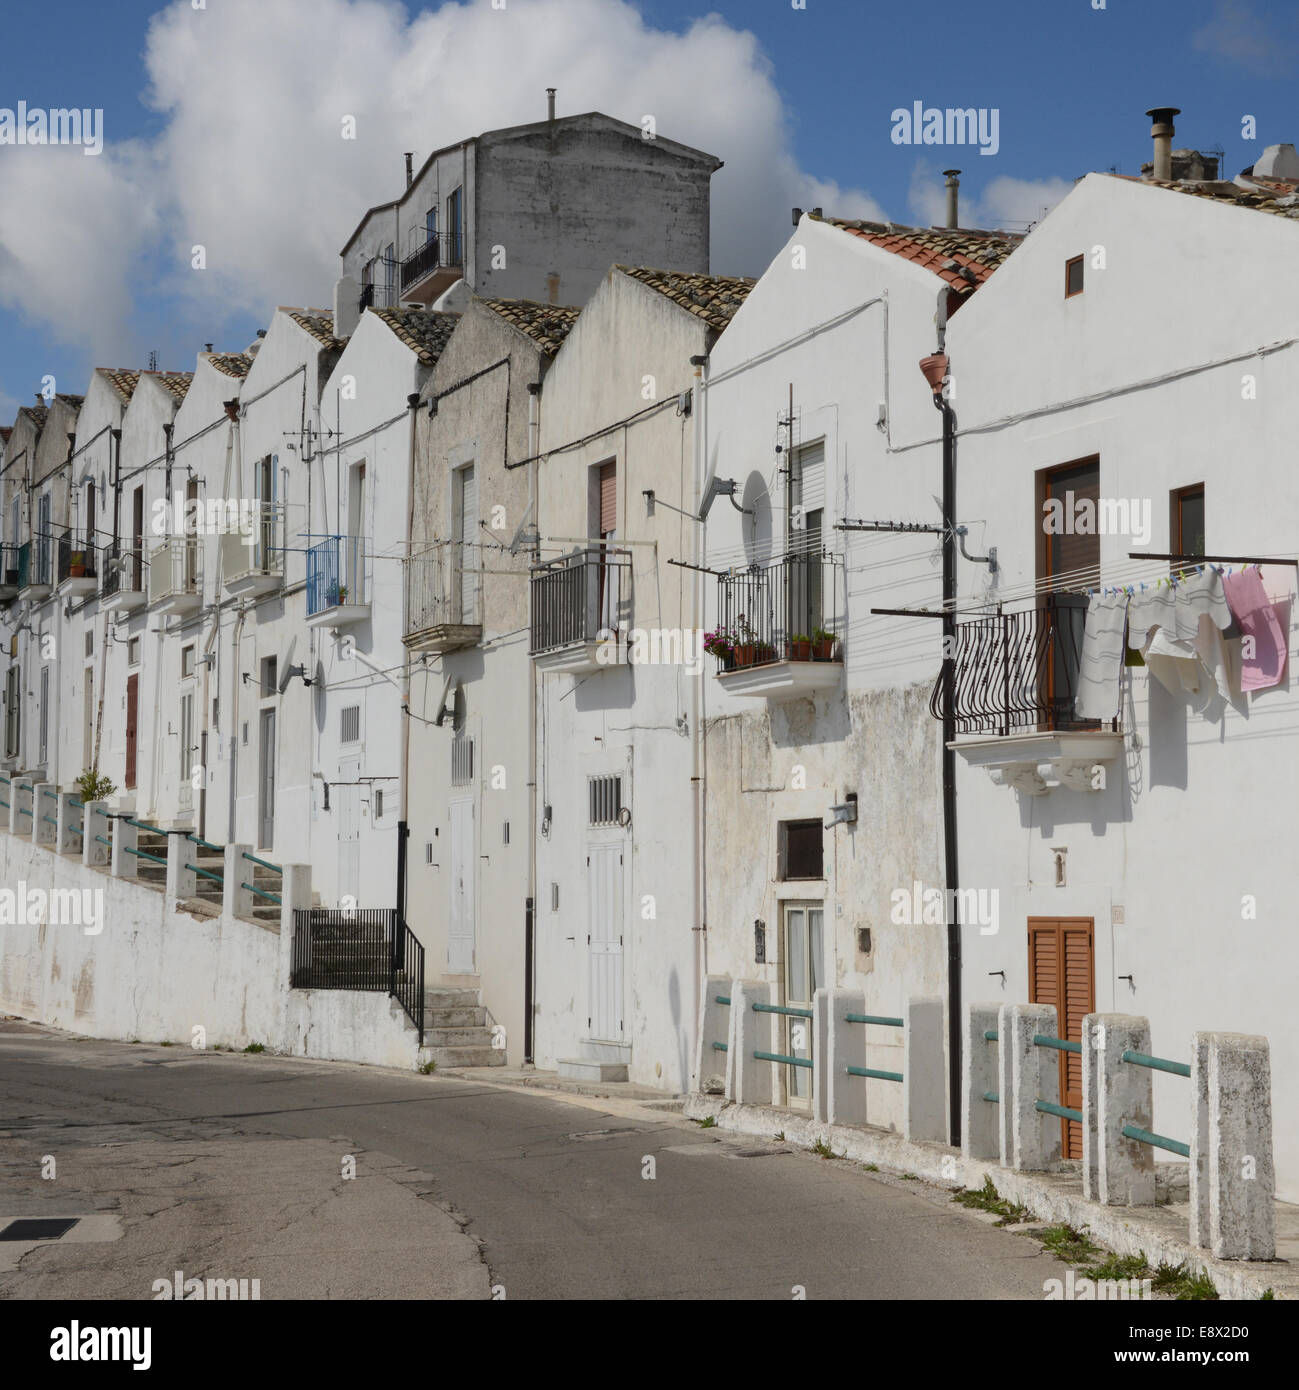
[
  {"xmin": 178, "ymin": 690, "xmax": 194, "ymax": 811},
  {"xmin": 782, "ymin": 903, "xmax": 824, "ymax": 1105},
  {"xmin": 258, "ymin": 708, "xmax": 276, "ymax": 848},
  {"xmin": 337, "ymin": 756, "xmax": 360, "ymax": 905},
  {"xmin": 448, "ymin": 797, "xmax": 475, "ymax": 972},
  {"xmin": 587, "ymin": 844, "xmax": 624, "ymax": 1040},
  {"xmin": 456, "ymin": 465, "xmax": 477, "ymax": 623}
]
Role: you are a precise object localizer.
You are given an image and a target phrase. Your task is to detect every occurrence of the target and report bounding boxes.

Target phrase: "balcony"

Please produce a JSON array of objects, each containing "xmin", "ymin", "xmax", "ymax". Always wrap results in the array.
[
  {"xmin": 306, "ymin": 535, "xmax": 370, "ymax": 628},
  {"xmin": 399, "ymin": 231, "xmax": 463, "ymax": 304},
  {"xmin": 101, "ymin": 544, "xmax": 147, "ymax": 612},
  {"xmin": 404, "ymin": 547, "xmax": 482, "ymax": 654},
  {"xmin": 529, "ymin": 548, "xmax": 629, "ymax": 673},
  {"xmin": 710, "ymin": 551, "xmax": 844, "ymax": 701},
  {"xmin": 56, "ymin": 529, "xmax": 99, "ymax": 598},
  {"xmin": 222, "ymin": 503, "xmax": 284, "ymax": 597},
  {"xmin": 931, "ymin": 594, "xmax": 1123, "ymax": 795},
  {"xmin": 148, "ymin": 537, "xmax": 202, "ymax": 616},
  {"xmin": 0, "ymin": 544, "xmax": 22, "ymax": 600},
  {"xmin": 17, "ymin": 540, "xmax": 51, "ymax": 599}
]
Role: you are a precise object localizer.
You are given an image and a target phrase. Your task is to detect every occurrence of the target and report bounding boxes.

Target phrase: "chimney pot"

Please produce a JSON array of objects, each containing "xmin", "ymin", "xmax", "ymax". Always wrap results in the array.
[
  {"xmin": 404, "ymin": 152, "xmax": 414, "ymax": 188},
  {"xmin": 943, "ymin": 169, "xmax": 961, "ymax": 229},
  {"xmin": 546, "ymin": 88, "xmax": 556, "ymax": 122},
  {"xmin": 792, "ymin": 206, "xmax": 804, "ymax": 226},
  {"xmin": 1145, "ymin": 106, "xmax": 1180, "ymax": 181},
  {"xmin": 204, "ymin": 342, "xmax": 213, "ymax": 353}
]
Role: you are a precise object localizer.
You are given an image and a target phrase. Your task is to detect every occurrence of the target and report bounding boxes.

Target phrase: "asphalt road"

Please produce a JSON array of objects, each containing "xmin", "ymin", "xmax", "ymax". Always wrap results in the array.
[{"xmin": 0, "ymin": 1018, "xmax": 1061, "ymax": 1300}]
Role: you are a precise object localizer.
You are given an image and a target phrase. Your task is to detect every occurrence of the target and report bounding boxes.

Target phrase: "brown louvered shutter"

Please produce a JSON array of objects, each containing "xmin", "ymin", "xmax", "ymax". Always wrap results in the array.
[
  {"xmin": 1028, "ymin": 917, "xmax": 1095, "ymax": 1159},
  {"xmin": 1045, "ymin": 459, "xmax": 1099, "ymax": 582},
  {"xmin": 125, "ymin": 674, "xmax": 138, "ymax": 790},
  {"xmin": 598, "ymin": 462, "xmax": 617, "ymax": 536}
]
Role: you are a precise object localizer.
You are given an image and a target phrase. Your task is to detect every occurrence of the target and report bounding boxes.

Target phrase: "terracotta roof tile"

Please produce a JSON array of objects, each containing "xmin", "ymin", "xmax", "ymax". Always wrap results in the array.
[
  {"xmin": 19, "ymin": 404, "xmax": 48, "ymax": 431},
  {"xmin": 206, "ymin": 352, "xmax": 255, "ymax": 380},
  {"xmin": 369, "ymin": 306, "xmax": 461, "ymax": 365},
  {"xmin": 97, "ymin": 369, "xmax": 141, "ymax": 404},
  {"xmin": 822, "ymin": 218, "xmax": 1021, "ymax": 296},
  {"xmin": 1106, "ymin": 173, "xmax": 1299, "ymax": 221},
  {"xmin": 479, "ymin": 298, "xmax": 581, "ymax": 355},
  {"xmin": 145, "ymin": 371, "xmax": 193, "ymax": 404},
  {"xmin": 56, "ymin": 393, "xmax": 84, "ymax": 408},
  {"xmin": 285, "ymin": 308, "xmax": 347, "ymax": 351},
  {"xmin": 615, "ymin": 266, "xmax": 755, "ymax": 331},
  {"xmin": 0, "ymin": 427, "xmax": 10, "ymax": 446}
]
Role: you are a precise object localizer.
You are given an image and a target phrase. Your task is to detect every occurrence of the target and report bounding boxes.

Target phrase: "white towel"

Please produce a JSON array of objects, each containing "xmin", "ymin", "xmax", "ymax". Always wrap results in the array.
[
  {"xmin": 1075, "ymin": 592, "xmax": 1129, "ymax": 720},
  {"xmin": 1128, "ymin": 570, "xmax": 1233, "ymax": 699}
]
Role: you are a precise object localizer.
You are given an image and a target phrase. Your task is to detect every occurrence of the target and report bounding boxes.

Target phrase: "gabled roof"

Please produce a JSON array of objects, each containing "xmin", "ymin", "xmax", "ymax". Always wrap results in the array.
[
  {"xmin": 284, "ymin": 308, "xmax": 347, "ymax": 351},
  {"xmin": 96, "ymin": 368, "xmax": 141, "ymax": 404},
  {"xmin": 18, "ymin": 404, "xmax": 48, "ymax": 432},
  {"xmin": 480, "ymin": 298, "xmax": 581, "ymax": 356},
  {"xmin": 614, "ymin": 266, "xmax": 756, "ymax": 331},
  {"xmin": 0, "ymin": 427, "xmax": 10, "ymax": 448},
  {"xmin": 56, "ymin": 393, "xmax": 84, "ymax": 408},
  {"xmin": 369, "ymin": 306, "xmax": 461, "ymax": 366},
  {"xmin": 143, "ymin": 371, "xmax": 193, "ymax": 404},
  {"xmin": 822, "ymin": 218, "xmax": 1022, "ymax": 298},
  {"xmin": 206, "ymin": 352, "xmax": 255, "ymax": 380},
  {"xmin": 1105, "ymin": 173, "xmax": 1299, "ymax": 223}
]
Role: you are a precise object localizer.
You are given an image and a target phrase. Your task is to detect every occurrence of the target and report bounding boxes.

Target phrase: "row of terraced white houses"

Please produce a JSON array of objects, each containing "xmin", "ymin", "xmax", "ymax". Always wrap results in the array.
[{"xmin": 1, "ymin": 109, "xmax": 1296, "ymax": 1203}]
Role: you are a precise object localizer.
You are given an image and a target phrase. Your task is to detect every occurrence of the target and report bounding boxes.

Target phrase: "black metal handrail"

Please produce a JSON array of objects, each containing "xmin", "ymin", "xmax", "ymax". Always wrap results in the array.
[
  {"xmin": 290, "ymin": 908, "xmax": 424, "ymax": 1043},
  {"xmin": 713, "ymin": 549, "xmax": 843, "ymax": 669},
  {"xmin": 400, "ymin": 231, "xmax": 462, "ymax": 292},
  {"xmin": 101, "ymin": 543, "xmax": 143, "ymax": 596},
  {"xmin": 529, "ymin": 547, "xmax": 630, "ymax": 654},
  {"xmin": 929, "ymin": 593, "xmax": 1112, "ymax": 736},
  {"xmin": 56, "ymin": 530, "xmax": 98, "ymax": 584}
]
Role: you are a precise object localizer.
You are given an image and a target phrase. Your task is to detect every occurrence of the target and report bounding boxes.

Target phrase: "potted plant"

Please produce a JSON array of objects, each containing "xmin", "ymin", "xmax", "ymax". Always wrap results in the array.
[
  {"xmin": 703, "ymin": 628, "xmax": 735, "ymax": 667},
  {"xmin": 754, "ymin": 640, "xmax": 777, "ymax": 665},
  {"xmin": 337, "ymin": 584, "xmax": 348, "ymax": 604},
  {"xmin": 731, "ymin": 616, "xmax": 757, "ymax": 667},
  {"xmin": 325, "ymin": 582, "xmax": 340, "ymax": 608},
  {"xmin": 69, "ymin": 551, "xmax": 86, "ymax": 578},
  {"xmin": 812, "ymin": 626, "xmax": 836, "ymax": 661},
  {"xmin": 789, "ymin": 632, "xmax": 812, "ymax": 662}
]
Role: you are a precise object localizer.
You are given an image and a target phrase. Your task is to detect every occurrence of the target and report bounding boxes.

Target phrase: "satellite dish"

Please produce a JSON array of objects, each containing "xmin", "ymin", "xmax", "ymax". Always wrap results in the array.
[
  {"xmin": 313, "ymin": 658, "xmax": 327, "ymax": 731},
  {"xmin": 279, "ymin": 662, "xmax": 309, "ymax": 694}
]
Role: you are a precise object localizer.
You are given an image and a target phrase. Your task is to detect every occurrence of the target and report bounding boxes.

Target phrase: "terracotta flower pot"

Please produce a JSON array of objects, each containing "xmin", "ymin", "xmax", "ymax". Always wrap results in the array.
[
  {"xmin": 789, "ymin": 639, "xmax": 811, "ymax": 662},
  {"xmin": 733, "ymin": 643, "xmax": 756, "ymax": 667},
  {"xmin": 813, "ymin": 637, "xmax": 835, "ymax": 661}
]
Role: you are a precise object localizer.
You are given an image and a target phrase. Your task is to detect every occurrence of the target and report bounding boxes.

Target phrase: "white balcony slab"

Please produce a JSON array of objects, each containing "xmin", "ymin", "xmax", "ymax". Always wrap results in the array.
[
  {"xmin": 951, "ymin": 730, "xmax": 1126, "ymax": 796},
  {"xmin": 532, "ymin": 639, "xmax": 625, "ymax": 674},
  {"xmin": 101, "ymin": 587, "xmax": 147, "ymax": 613},
  {"xmin": 716, "ymin": 658, "xmax": 843, "ymax": 700},
  {"xmin": 404, "ymin": 622, "xmax": 481, "ymax": 654},
  {"xmin": 306, "ymin": 601, "xmax": 371, "ymax": 630},
  {"xmin": 57, "ymin": 575, "xmax": 99, "ymax": 598}
]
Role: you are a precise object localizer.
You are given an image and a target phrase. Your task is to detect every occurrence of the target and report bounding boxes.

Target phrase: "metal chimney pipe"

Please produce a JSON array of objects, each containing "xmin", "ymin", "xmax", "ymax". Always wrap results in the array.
[
  {"xmin": 404, "ymin": 152, "xmax": 414, "ymax": 188},
  {"xmin": 546, "ymin": 88, "xmax": 556, "ymax": 122},
  {"xmin": 943, "ymin": 170, "xmax": 961, "ymax": 229},
  {"xmin": 1145, "ymin": 107, "xmax": 1180, "ymax": 181}
]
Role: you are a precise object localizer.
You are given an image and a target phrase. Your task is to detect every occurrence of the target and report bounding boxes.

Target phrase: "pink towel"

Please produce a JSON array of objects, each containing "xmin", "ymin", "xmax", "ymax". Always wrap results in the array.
[{"xmin": 1223, "ymin": 568, "xmax": 1288, "ymax": 692}]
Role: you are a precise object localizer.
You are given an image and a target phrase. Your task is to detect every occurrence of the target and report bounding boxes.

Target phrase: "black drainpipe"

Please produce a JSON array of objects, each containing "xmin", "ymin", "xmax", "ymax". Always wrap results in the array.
[{"xmin": 933, "ymin": 385, "xmax": 961, "ymax": 1148}]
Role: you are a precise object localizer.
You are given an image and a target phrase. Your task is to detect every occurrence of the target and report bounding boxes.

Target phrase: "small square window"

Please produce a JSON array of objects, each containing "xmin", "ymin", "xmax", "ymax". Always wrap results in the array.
[
  {"xmin": 260, "ymin": 656, "xmax": 277, "ymax": 696},
  {"xmin": 84, "ymin": 630, "xmax": 93, "ymax": 658},
  {"xmin": 1065, "ymin": 255, "xmax": 1084, "ymax": 298},
  {"xmin": 778, "ymin": 819, "xmax": 823, "ymax": 880},
  {"xmin": 182, "ymin": 645, "xmax": 195, "ymax": 678},
  {"xmin": 128, "ymin": 637, "xmax": 141, "ymax": 666},
  {"xmin": 374, "ymin": 788, "xmax": 383, "ymax": 819}
]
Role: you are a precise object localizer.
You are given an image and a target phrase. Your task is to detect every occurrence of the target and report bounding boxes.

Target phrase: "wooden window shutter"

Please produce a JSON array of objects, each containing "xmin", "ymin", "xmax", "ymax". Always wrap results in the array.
[
  {"xmin": 1046, "ymin": 460, "xmax": 1099, "ymax": 581},
  {"xmin": 599, "ymin": 462, "xmax": 617, "ymax": 535}
]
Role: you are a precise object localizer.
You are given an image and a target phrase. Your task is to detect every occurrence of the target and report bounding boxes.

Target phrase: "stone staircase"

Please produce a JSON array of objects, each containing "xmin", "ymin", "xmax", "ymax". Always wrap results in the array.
[
  {"xmin": 417, "ymin": 987, "xmax": 506, "ymax": 1070},
  {"xmin": 133, "ymin": 828, "xmax": 170, "ymax": 890},
  {"xmin": 557, "ymin": 1040, "xmax": 630, "ymax": 1083}
]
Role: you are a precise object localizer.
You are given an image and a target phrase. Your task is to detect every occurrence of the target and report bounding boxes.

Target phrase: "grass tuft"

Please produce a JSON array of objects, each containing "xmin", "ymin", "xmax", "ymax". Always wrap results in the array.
[{"xmin": 951, "ymin": 1176, "xmax": 1029, "ymax": 1225}]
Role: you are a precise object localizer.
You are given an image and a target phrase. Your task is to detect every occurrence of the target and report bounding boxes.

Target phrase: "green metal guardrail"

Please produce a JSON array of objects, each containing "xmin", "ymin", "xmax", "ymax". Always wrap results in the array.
[
  {"xmin": 1121, "ymin": 1124, "xmax": 1191, "ymax": 1158},
  {"xmin": 710, "ymin": 994, "xmax": 731, "ymax": 1051},
  {"xmin": 18, "ymin": 807, "xmax": 32, "ymax": 817},
  {"xmin": 983, "ymin": 1090, "xmax": 1000, "ymax": 1103},
  {"xmin": 187, "ymin": 832, "xmax": 222, "ymax": 852},
  {"xmin": 847, "ymin": 1065, "xmax": 903, "ymax": 1082},
  {"xmin": 68, "ymin": 824, "xmax": 82, "ymax": 835},
  {"xmin": 185, "ymin": 862, "xmax": 223, "ymax": 885},
  {"xmin": 846, "ymin": 1012, "xmax": 904, "ymax": 1027},
  {"xmin": 753, "ymin": 1002, "xmax": 813, "ymax": 1019},
  {"xmin": 242, "ymin": 851, "xmax": 281, "ymax": 874},
  {"xmin": 1036, "ymin": 1099, "xmax": 1083, "ymax": 1123},
  {"xmin": 242, "ymin": 881, "xmax": 281, "ymax": 905},
  {"xmin": 41, "ymin": 788, "xmax": 58, "ymax": 800},
  {"xmin": 1122, "ymin": 1049, "xmax": 1191, "ymax": 1078},
  {"xmin": 125, "ymin": 846, "xmax": 167, "ymax": 866},
  {"xmin": 68, "ymin": 797, "xmax": 83, "ymax": 808},
  {"xmin": 984, "ymin": 1029, "xmax": 999, "ymax": 1041},
  {"xmin": 94, "ymin": 835, "xmax": 112, "ymax": 848},
  {"xmin": 0, "ymin": 799, "xmax": 8, "ymax": 809},
  {"xmin": 124, "ymin": 817, "xmax": 158, "ymax": 833},
  {"xmin": 754, "ymin": 1050, "xmax": 812, "ymax": 1069},
  {"xmin": 41, "ymin": 815, "xmax": 58, "ymax": 827},
  {"xmin": 1034, "ymin": 1034, "xmax": 1083, "ymax": 1055}
]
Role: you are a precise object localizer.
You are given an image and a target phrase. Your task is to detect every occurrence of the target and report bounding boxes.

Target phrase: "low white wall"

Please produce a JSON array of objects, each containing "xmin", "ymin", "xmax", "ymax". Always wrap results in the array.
[{"xmin": 284, "ymin": 990, "xmax": 421, "ymax": 1069}]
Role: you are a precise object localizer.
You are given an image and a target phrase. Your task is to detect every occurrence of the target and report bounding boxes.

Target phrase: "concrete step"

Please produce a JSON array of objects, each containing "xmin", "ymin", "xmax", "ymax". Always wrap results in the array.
[
  {"xmin": 579, "ymin": 1040, "xmax": 631, "ymax": 1063},
  {"xmin": 425, "ymin": 987, "xmax": 479, "ymax": 1006},
  {"xmin": 423, "ymin": 1004, "xmax": 486, "ymax": 1028},
  {"xmin": 557, "ymin": 1057, "xmax": 630, "ymax": 1082},
  {"xmin": 423, "ymin": 1025, "xmax": 496, "ymax": 1047},
  {"xmin": 422, "ymin": 1045, "xmax": 506, "ymax": 1069}
]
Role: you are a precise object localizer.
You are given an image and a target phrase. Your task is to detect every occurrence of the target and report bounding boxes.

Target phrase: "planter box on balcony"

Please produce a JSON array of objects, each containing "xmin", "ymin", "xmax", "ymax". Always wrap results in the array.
[{"xmin": 716, "ymin": 657, "xmax": 843, "ymax": 701}]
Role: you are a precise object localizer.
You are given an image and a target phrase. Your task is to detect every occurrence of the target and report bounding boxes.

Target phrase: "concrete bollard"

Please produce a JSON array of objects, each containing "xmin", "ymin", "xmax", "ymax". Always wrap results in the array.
[
  {"xmin": 725, "ymin": 979, "xmax": 774, "ymax": 1106},
  {"xmin": 10, "ymin": 781, "xmax": 32, "ymax": 835},
  {"xmin": 1191, "ymin": 1032, "xmax": 1275, "ymax": 1260},
  {"xmin": 823, "ymin": 989, "xmax": 869, "ymax": 1127},
  {"xmin": 166, "ymin": 830, "xmax": 197, "ymax": 904},
  {"xmin": 1003, "ymin": 1002, "xmax": 1061, "ymax": 1171},
  {"xmin": 693, "ymin": 974, "xmax": 732, "ymax": 1095},
  {"xmin": 1088, "ymin": 1014, "xmax": 1156, "ymax": 1206},
  {"xmin": 82, "ymin": 801, "xmax": 111, "ymax": 869},
  {"xmin": 962, "ymin": 1003, "xmax": 1002, "ymax": 1162},
  {"xmin": 111, "ymin": 815, "xmax": 139, "ymax": 878},
  {"xmin": 32, "ymin": 782, "xmax": 56, "ymax": 845},
  {"xmin": 56, "ymin": 791, "xmax": 81, "ymax": 855},
  {"xmin": 904, "ymin": 996, "xmax": 947, "ymax": 1143},
  {"xmin": 223, "ymin": 844, "xmax": 254, "ymax": 920}
]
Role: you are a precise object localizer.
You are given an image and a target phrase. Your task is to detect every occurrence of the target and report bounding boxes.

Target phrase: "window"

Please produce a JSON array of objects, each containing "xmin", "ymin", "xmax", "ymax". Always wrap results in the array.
[
  {"xmin": 341, "ymin": 704, "xmax": 361, "ymax": 743},
  {"xmin": 1171, "ymin": 484, "xmax": 1205, "ymax": 566},
  {"xmin": 85, "ymin": 478, "xmax": 96, "ymax": 548},
  {"xmin": 128, "ymin": 637, "xmax": 141, "ymax": 666},
  {"xmin": 374, "ymin": 788, "xmax": 383, "ymax": 819},
  {"xmin": 1065, "ymin": 255, "xmax": 1084, "ymax": 297},
  {"xmin": 447, "ymin": 187, "xmax": 463, "ymax": 263},
  {"xmin": 384, "ymin": 242, "xmax": 395, "ymax": 305},
  {"xmin": 1039, "ymin": 457, "xmax": 1100, "ymax": 586},
  {"xmin": 588, "ymin": 774, "xmax": 623, "ymax": 826},
  {"xmin": 4, "ymin": 665, "xmax": 20, "ymax": 758},
  {"xmin": 451, "ymin": 733, "xmax": 474, "ymax": 786},
  {"xmin": 39, "ymin": 666, "xmax": 49, "ymax": 765},
  {"xmin": 84, "ymin": 630, "xmax": 93, "ymax": 658},
  {"xmin": 426, "ymin": 206, "xmax": 438, "ymax": 244},
  {"xmin": 778, "ymin": 819, "xmax": 824, "ymax": 880},
  {"xmin": 181, "ymin": 645, "xmax": 195, "ymax": 678},
  {"xmin": 260, "ymin": 656, "xmax": 277, "ymax": 697}
]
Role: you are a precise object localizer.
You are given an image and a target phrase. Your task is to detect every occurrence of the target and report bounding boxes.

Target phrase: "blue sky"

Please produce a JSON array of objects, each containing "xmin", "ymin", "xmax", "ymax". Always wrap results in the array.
[{"xmin": 1, "ymin": 0, "xmax": 1296, "ymax": 422}]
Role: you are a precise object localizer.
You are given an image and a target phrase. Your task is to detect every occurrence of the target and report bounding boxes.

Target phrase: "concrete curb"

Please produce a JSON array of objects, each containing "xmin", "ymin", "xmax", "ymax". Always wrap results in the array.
[{"xmin": 684, "ymin": 1092, "xmax": 1294, "ymax": 1301}]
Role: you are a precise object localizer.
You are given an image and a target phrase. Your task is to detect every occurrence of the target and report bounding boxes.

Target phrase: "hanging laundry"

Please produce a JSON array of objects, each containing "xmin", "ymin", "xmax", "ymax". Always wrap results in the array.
[
  {"xmin": 1223, "ymin": 567, "xmax": 1288, "ymax": 692},
  {"xmin": 1128, "ymin": 568, "xmax": 1233, "ymax": 699},
  {"xmin": 1075, "ymin": 590, "xmax": 1129, "ymax": 720}
]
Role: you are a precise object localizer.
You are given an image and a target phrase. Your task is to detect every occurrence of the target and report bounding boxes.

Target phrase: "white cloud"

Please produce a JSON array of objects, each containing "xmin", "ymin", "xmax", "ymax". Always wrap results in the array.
[
  {"xmin": 907, "ymin": 157, "xmax": 1073, "ymax": 232},
  {"xmin": 0, "ymin": 0, "xmax": 887, "ymax": 365},
  {"xmin": 1193, "ymin": 0, "xmax": 1298, "ymax": 78}
]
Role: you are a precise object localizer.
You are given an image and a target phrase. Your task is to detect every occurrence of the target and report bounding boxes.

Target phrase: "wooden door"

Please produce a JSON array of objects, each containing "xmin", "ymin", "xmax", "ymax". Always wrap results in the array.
[
  {"xmin": 1028, "ymin": 917, "xmax": 1094, "ymax": 1158},
  {"xmin": 125, "ymin": 674, "xmax": 138, "ymax": 789}
]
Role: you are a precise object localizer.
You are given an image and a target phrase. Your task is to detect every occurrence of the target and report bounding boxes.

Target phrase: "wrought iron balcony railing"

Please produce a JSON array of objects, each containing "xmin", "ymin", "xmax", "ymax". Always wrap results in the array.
[
  {"xmin": 405, "ymin": 544, "xmax": 483, "ymax": 637},
  {"xmin": 17, "ymin": 539, "xmax": 51, "ymax": 590},
  {"xmin": 400, "ymin": 231, "xmax": 463, "ymax": 293},
  {"xmin": 0, "ymin": 543, "xmax": 22, "ymax": 591},
  {"xmin": 306, "ymin": 535, "xmax": 366, "ymax": 616},
  {"xmin": 712, "ymin": 549, "xmax": 844, "ymax": 669},
  {"xmin": 529, "ymin": 548, "xmax": 630, "ymax": 655},
  {"xmin": 101, "ymin": 544, "xmax": 144, "ymax": 597},
  {"xmin": 929, "ymin": 593, "xmax": 1114, "ymax": 737},
  {"xmin": 56, "ymin": 529, "xmax": 98, "ymax": 585}
]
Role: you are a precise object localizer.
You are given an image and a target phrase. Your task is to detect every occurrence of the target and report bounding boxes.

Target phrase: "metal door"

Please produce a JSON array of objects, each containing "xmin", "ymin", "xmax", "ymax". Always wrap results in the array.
[
  {"xmin": 586, "ymin": 844, "xmax": 624, "ymax": 1041},
  {"xmin": 337, "ymin": 756, "xmax": 360, "ymax": 904},
  {"xmin": 258, "ymin": 708, "xmax": 276, "ymax": 848},
  {"xmin": 448, "ymin": 797, "xmax": 475, "ymax": 972}
]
